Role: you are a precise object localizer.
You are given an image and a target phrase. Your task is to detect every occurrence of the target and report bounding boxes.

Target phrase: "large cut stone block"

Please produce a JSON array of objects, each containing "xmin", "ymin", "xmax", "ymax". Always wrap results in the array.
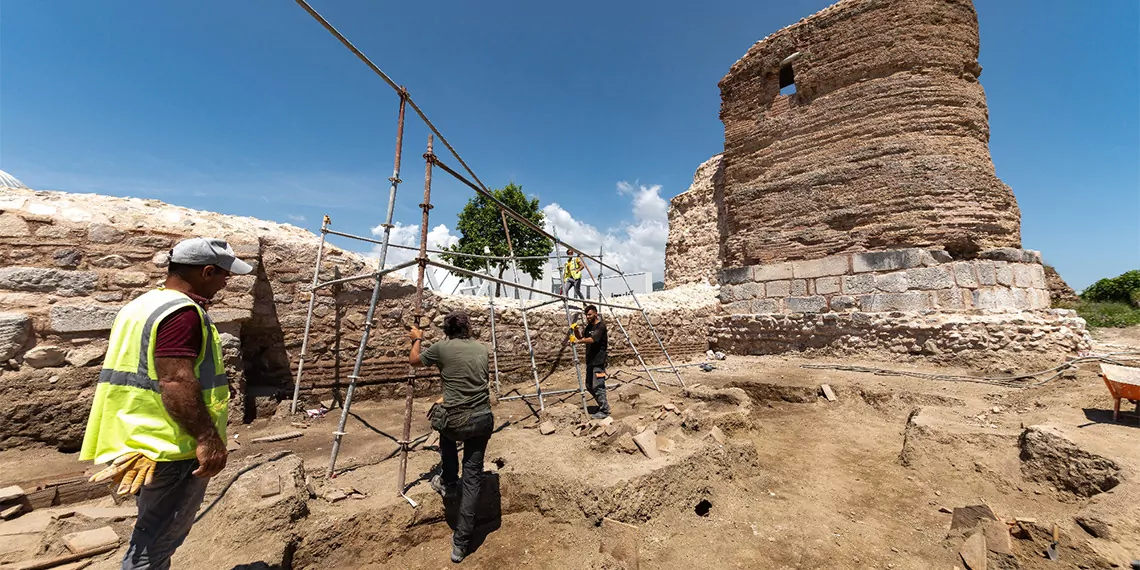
[
  {"xmin": 906, "ymin": 267, "xmax": 954, "ymax": 290},
  {"xmin": 0, "ymin": 267, "xmax": 98, "ymax": 296},
  {"xmin": 791, "ymin": 255, "xmax": 848, "ymax": 279},
  {"xmin": 719, "ymin": 267, "xmax": 752, "ymax": 285},
  {"xmin": 0, "ymin": 214, "xmax": 30, "ymax": 237},
  {"xmin": 752, "ymin": 298, "xmax": 781, "ymax": 313},
  {"xmin": 753, "ymin": 262, "xmax": 793, "ymax": 282},
  {"xmin": 875, "ymin": 272, "xmax": 908, "ymax": 293},
  {"xmin": 786, "ymin": 296, "xmax": 827, "ymax": 313},
  {"xmin": 0, "ymin": 313, "xmax": 31, "ymax": 361},
  {"xmin": 843, "ymin": 274, "xmax": 875, "ymax": 295},
  {"xmin": 951, "ymin": 262, "xmax": 978, "ymax": 289},
  {"xmin": 857, "ymin": 292, "xmax": 933, "ymax": 312},
  {"xmin": 1012, "ymin": 264, "xmax": 1035, "ymax": 288},
  {"xmin": 765, "ymin": 280, "xmax": 790, "ymax": 297},
  {"xmin": 815, "ymin": 276, "xmax": 841, "ymax": 295},
  {"xmin": 49, "ymin": 304, "xmax": 121, "ymax": 333},
  {"xmin": 972, "ymin": 288, "xmax": 1015, "ymax": 310},
  {"xmin": 852, "ymin": 249, "xmax": 926, "ymax": 273}
]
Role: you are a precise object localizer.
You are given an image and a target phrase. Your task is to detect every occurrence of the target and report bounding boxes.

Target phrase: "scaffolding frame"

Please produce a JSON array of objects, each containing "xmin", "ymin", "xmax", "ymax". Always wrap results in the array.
[{"xmin": 290, "ymin": 0, "xmax": 685, "ymax": 495}]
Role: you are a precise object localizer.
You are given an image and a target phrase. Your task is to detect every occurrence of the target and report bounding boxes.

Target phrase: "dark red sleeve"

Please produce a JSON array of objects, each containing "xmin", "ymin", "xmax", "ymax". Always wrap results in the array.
[{"xmin": 154, "ymin": 307, "xmax": 203, "ymax": 359}]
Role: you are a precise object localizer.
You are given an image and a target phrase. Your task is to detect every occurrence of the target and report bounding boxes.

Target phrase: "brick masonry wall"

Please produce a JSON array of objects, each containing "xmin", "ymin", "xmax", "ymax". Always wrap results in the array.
[
  {"xmin": 717, "ymin": 247, "xmax": 1051, "ymax": 316},
  {"xmin": 0, "ymin": 188, "xmax": 715, "ymax": 450}
]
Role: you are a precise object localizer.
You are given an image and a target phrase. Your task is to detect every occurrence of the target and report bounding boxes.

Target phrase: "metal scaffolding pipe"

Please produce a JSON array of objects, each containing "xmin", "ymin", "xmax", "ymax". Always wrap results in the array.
[
  {"xmin": 424, "ymin": 260, "xmax": 642, "ymax": 312},
  {"xmin": 324, "ymin": 228, "xmax": 552, "ymax": 262},
  {"xmin": 551, "ymin": 228, "xmax": 590, "ymax": 415},
  {"xmin": 397, "ymin": 134, "xmax": 435, "ymax": 496},
  {"xmin": 310, "ymin": 259, "xmax": 418, "ymax": 291},
  {"xmin": 431, "ymin": 157, "xmax": 624, "ymax": 275},
  {"xmin": 618, "ymin": 270, "xmax": 685, "ymax": 387},
  {"xmin": 497, "ymin": 209, "xmax": 546, "ymax": 411},
  {"xmin": 326, "ymin": 94, "xmax": 408, "ymax": 479},
  {"xmin": 497, "ymin": 388, "xmax": 580, "ymax": 402},
  {"xmin": 290, "ymin": 216, "xmax": 330, "ymax": 413}
]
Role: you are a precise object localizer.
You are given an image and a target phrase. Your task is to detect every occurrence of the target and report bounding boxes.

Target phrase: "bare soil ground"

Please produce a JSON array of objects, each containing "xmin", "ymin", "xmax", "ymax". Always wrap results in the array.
[{"xmin": 3, "ymin": 330, "xmax": 1139, "ymax": 570}]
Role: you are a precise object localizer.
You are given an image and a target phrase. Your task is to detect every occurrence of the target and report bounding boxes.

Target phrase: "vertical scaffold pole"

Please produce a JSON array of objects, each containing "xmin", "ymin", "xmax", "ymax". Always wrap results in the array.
[
  {"xmin": 499, "ymin": 209, "xmax": 545, "ymax": 411},
  {"xmin": 398, "ymin": 134, "xmax": 434, "ymax": 496},
  {"xmin": 483, "ymin": 250, "xmax": 502, "ymax": 396},
  {"xmin": 327, "ymin": 92, "xmax": 408, "ymax": 478},
  {"xmin": 291, "ymin": 215, "xmax": 330, "ymax": 413},
  {"xmin": 551, "ymin": 231, "xmax": 589, "ymax": 415},
  {"xmin": 618, "ymin": 269, "xmax": 685, "ymax": 387}
]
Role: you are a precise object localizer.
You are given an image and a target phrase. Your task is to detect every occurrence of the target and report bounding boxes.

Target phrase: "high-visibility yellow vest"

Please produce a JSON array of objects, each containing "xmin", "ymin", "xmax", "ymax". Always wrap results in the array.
[
  {"xmin": 564, "ymin": 257, "xmax": 583, "ymax": 280},
  {"xmin": 80, "ymin": 288, "xmax": 229, "ymax": 464}
]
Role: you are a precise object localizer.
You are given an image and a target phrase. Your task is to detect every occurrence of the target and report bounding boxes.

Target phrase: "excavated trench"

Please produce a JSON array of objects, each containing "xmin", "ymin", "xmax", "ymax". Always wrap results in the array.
[{"xmin": 188, "ymin": 377, "xmax": 1133, "ymax": 569}]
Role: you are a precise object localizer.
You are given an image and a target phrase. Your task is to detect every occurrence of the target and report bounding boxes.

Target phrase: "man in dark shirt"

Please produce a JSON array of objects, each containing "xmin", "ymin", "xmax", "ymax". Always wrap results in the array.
[
  {"xmin": 571, "ymin": 304, "xmax": 609, "ymax": 419},
  {"xmin": 408, "ymin": 311, "xmax": 492, "ymax": 563}
]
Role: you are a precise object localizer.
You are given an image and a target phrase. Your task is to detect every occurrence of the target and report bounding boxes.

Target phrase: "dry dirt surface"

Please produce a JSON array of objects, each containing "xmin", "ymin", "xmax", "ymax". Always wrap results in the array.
[{"xmin": 3, "ymin": 330, "xmax": 1140, "ymax": 569}]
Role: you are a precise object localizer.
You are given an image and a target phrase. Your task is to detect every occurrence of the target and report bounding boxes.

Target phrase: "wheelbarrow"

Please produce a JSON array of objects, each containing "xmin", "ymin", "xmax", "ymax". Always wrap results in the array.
[{"xmin": 1100, "ymin": 363, "xmax": 1140, "ymax": 422}]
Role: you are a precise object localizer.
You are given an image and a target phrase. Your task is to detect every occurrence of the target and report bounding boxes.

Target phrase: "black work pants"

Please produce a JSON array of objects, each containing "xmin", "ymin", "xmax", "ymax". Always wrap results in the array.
[
  {"xmin": 439, "ymin": 411, "xmax": 494, "ymax": 549},
  {"xmin": 586, "ymin": 365, "xmax": 609, "ymax": 415}
]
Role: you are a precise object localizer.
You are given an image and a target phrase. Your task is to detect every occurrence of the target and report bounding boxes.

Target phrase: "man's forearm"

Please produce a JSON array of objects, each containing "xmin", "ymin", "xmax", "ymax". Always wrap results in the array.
[{"xmin": 156, "ymin": 358, "xmax": 220, "ymax": 442}]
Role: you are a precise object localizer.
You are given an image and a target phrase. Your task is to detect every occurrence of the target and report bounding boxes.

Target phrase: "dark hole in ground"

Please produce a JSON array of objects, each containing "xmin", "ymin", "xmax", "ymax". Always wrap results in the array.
[
  {"xmin": 695, "ymin": 499, "xmax": 712, "ymax": 517},
  {"xmin": 493, "ymin": 457, "xmax": 506, "ymax": 469}
]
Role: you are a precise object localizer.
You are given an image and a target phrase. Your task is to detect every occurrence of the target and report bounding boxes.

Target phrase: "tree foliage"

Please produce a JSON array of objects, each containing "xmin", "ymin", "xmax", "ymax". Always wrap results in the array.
[
  {"xmin": 1081, "ymin": 269, "xmax": 1140, "ymax": 304},
  {"xmin": 440, "ymin": 183, "xmax": 553, "ymax": 294}
]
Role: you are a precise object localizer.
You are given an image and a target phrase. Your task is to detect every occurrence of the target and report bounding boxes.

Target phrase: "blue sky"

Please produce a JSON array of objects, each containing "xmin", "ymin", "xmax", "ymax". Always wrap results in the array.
[{"xmin": 1, "ymin": 0, "xmax": 1136, "ymax": 289}]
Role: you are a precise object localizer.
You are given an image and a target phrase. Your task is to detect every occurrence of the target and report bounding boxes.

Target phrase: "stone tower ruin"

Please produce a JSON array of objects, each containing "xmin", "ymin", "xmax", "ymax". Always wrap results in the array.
[{"xmin": 665, "ymin": 0, "xmax": 1087, "ymax": 364}]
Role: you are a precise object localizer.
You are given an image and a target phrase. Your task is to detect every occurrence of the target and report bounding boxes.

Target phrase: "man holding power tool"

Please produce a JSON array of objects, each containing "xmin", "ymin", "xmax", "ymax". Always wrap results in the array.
[{"xmin": 570, "ymin": 304, "xmax": 610, "ymax": 419}]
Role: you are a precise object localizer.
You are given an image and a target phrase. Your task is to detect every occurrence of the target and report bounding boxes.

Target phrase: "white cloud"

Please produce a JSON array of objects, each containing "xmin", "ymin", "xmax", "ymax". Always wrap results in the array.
[
  {"xmin": 367, "ymin": 180, "xmax": 671, "ymax": 294},
  {"xmin": 287, "ymin": 214, "xmax": 306, "ymax": 222},
  {"xmin": 369, "ymin": 222, "xmax": 467, "ymax": 292},
  {"xmin": 544, "ymin": 182, "xmax": 669, "ymax": 283}
]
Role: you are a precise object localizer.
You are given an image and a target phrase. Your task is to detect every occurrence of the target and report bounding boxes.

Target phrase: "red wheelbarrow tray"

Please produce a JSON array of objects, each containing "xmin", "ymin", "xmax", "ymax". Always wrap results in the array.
[{"xmin": 1101, "ymin": 363, "xmax": 1140, "ymax": 422}]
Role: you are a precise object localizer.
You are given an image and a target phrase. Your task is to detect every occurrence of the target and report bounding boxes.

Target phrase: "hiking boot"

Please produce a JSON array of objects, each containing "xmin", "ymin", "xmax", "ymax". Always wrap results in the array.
[
  {"xmin": 590, "ymin": 411, "xmax": 610, "ymax": 420},
  {"xmin": 430, "ymin": 474, "xmax": 458, "ymax": 500},
  {"xmin": 450, "ymin": 536, "xmax": 467, "ymax": 563}
]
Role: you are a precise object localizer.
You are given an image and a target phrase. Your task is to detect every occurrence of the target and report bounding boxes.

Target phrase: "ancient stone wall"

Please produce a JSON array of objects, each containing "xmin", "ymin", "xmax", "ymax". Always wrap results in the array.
[
  {"xmin": 664, "ymin": 155, "xmax": 723, "ymax": 288},
  {"xmin": 717, "ymin": 0, "xmax": 1020, "ymax": 266},
  {"xmin": 709, "ymin": 309, "xmax": 1089, "ymax": 373},
  {"xmin": 0, "ymin": 188, "xmax": 715, "ymax": 451},
  {"xmin": 716, "ymin": 247, "xmax": 1051, "ymax": 315}
]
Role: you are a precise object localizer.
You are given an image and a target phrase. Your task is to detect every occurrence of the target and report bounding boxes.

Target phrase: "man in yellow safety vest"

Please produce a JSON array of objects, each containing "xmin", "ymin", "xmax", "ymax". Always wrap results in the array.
[
  {"xmin": 81, "ymin": 237, "xmax": 252, "ymax": 569},
  {"xmin": 562, "ymin": 248, "xmax": 585, "ymax": 301}
]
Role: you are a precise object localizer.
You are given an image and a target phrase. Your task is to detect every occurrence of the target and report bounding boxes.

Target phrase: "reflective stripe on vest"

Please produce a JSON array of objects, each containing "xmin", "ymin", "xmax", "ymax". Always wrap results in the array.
[
  {"xmin": 80, "ymin": 289, "xmax": 229, "ymax": 464},
  {"xmin": 565, "ymin": 258, "xmax": 583, "ymax": 280}
]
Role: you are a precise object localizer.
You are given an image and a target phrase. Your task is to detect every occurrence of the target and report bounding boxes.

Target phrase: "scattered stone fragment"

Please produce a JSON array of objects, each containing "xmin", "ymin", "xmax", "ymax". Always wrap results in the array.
[
  {"xmin": 0, "ymin": 486, "xmax": 25, "ymax": 503},
  {"xmin": 63, "ymin": 526, "xmax": 120, "ymax": 553},
  {"xmin": 958, "ymin": 529, "xmax": 987, "ymax": 570},
  {"xmin": 657, "ymin": 436, "xmax": 675, "ymax": 454},
  {"xmin": 605, "ymin": 423, "xmax": 619, "ymax": 437},
  {"xmin": 632, "ymin": 429, "xmax": 659, "ymax": 459},
  {"xmin": 573, "ymin": 425, "xmax": 586, "ymax": 437},
  {"xmin": 951, "ymin": 505, "xmax": 998, "ymax": 531},
  {"xmin": 539, "ymin": 421, "xmax": 556, "ymax": 435},
  {"xmin": 0, "ymin": 505, "xmax": 22, "ymax": 520},
  {"xmin": 981, "ymin": 520, "xmax": 1012, "ymax": 555},
  {"xmin": 260, "ymin": 475, "xmax": 282, "ymax": 498},
  {"xmin": 663, "ymin": 403, "xmax": 677, "ymax": 412},
  {"xmin": 707, "ymin": 426, "xmax": 726, "ymax": 445},
  {"xmin": 600, "ymin": 517, "xmax": 640, "ymax": 569},
  {"xmin": 598, "ymin": 416, "xmax": 614, "ymax": 427},
  {"xmin": 821, "ymin": 384, "xmax": 837, "ymax": 402},
  {"xmin": 939, "ymin": 507, "xmax": 953, "ymax": 514},
  {"xmin": 324, "ymin": 489, "xmax": 347, "ymax": 503},
  {"xmin": 70, "ymin": 506, "xmax": 137, "ymax": 521}
]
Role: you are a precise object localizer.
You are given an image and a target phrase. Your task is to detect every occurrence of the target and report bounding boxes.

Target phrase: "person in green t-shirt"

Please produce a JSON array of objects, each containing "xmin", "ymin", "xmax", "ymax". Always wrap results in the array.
[{"xmin": 409, "ymin": 311, "xmax": 492, "ymax": 563}]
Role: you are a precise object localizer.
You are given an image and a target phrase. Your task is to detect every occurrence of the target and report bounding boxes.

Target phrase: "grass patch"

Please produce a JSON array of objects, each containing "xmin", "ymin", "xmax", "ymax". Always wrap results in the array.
[{"xmin": 1066, "ymin": 301, "xmax": 1140, "ymax": 328}]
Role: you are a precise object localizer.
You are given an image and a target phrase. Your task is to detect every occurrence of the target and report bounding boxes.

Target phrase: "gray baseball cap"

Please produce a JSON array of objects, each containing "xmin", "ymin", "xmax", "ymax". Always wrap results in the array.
[{"xmin": 170, "ymin": 237, "xmax": 254, "ymax": 275}]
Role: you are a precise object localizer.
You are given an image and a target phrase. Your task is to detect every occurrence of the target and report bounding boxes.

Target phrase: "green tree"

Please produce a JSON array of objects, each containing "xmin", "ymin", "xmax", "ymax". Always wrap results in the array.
[{"xmin": 440, "ymin": 183, "xmax": 553, "ymax": 296}]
